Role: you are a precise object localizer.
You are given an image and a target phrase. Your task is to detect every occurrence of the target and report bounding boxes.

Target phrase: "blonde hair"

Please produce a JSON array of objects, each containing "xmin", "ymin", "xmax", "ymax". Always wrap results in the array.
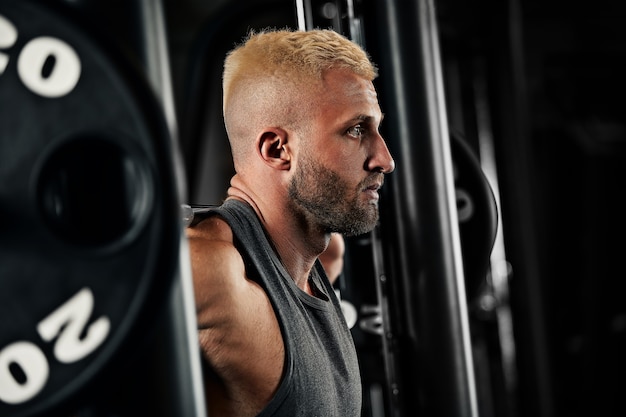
[{"xmin": 222, "ymin": 29, "xmax": 378, "ymax": 167}]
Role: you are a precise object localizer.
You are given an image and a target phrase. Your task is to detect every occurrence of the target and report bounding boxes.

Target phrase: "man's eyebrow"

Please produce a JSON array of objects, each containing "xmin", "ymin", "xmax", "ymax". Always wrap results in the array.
[{"xmin": 351, "ymin": 113, "xmax": 385, "ymax": 124}]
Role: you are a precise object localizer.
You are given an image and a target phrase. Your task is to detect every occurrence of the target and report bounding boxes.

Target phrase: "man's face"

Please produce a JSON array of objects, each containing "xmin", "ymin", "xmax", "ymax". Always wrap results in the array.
[{"xmin": 288, "ymin": 69, "xmax": 395, "ymax": 236}]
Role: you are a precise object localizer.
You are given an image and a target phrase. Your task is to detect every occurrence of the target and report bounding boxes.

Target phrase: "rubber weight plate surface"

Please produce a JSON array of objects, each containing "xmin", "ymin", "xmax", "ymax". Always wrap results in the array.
[{"xmin": 0, "ymin": 2, "xmax": 180, "ymax": 416}]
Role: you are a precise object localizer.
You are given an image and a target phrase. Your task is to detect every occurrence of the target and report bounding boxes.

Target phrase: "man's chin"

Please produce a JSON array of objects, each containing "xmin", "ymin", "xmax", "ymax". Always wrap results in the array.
[{"xmin": 339, "ymin": 218, "xmax": 378, "ymax": 237}]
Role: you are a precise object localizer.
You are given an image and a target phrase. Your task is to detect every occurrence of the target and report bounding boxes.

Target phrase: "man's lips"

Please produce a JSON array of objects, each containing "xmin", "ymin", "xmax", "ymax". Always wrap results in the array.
[
  {"xmin": 362, "ymin": 174, "xmax": 384, "ymax": 192},
  {"xmin": 362, "ymin": 178, "xmax": 383, "ymax": 201},
  {"xmin": 364, "ymin": 188, "xmax": 380, "ymax": 201}
]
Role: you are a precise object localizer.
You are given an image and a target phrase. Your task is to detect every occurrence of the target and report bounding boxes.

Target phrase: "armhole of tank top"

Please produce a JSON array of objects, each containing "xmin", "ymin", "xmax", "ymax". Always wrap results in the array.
[
  {"xmin": 215, "ymin": 202, "xmax": 299, "ymax": 411},
  {"xmin": 255, "ymin": 343, "xmax": 294, "ymax": 417}
]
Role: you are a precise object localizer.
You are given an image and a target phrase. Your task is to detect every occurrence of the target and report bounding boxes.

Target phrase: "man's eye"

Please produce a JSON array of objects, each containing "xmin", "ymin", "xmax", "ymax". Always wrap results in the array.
[{"xmin": 347, "ymin": 125, "xmax": 365, "ymax": 138}]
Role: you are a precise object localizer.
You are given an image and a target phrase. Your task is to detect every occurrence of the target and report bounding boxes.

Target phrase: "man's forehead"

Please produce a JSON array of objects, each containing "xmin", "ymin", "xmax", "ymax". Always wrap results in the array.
[
  {"xmin": 318, "ymin": 70, "xmax": 379, "ymax": 104},
  {"xmin": 322, "ymin": 68, "xmax": 375, "ymax": 88}
]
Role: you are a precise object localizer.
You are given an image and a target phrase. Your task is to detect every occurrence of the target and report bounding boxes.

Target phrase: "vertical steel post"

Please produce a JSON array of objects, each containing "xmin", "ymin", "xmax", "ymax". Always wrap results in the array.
[
  {"xmin": 139, "ymin": 1, "xmax": 207, "ymax": 416},
  {"xmin": 369, "ymin": 0, "xmax": 479, "ymax": 415}
]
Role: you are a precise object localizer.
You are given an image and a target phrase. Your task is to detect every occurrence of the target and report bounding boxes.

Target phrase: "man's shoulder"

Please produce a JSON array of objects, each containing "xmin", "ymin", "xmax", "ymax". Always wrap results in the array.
[
  {"xmin": 186, "ymin": 215, "xmax": 245, "ymax": 290},
  {"xmin": 186, "ymin": 213, "xmax": 233, "ymax": 243}
]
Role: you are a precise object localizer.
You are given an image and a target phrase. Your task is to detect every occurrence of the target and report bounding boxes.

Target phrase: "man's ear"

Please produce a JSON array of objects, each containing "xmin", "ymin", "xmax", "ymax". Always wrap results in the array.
[{"xmin": 258, "ymin": 129, "xmax": 291, "ymax": 170}]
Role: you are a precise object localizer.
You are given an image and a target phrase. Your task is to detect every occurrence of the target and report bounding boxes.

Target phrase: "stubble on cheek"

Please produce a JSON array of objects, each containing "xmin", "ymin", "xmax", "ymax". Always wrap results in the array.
[{"xmin": 288, "ymin": 158, "xmax": 379, "ymax": 236}]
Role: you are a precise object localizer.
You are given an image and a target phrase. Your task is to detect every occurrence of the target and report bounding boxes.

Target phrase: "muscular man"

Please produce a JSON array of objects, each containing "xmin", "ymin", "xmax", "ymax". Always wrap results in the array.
[{"xmin": 187, "ymin": 29, "xmax": 395, "ymax": 416}]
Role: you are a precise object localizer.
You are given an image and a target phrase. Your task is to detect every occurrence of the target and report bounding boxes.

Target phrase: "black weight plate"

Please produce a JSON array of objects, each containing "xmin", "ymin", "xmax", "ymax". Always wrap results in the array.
[
  {"xmin": 451, "ymin": 132, "xmax": 498, "ymax": 299},
  {"xmin": 0, "ymin": 1, "xmax": 179, "ymax": 416}
]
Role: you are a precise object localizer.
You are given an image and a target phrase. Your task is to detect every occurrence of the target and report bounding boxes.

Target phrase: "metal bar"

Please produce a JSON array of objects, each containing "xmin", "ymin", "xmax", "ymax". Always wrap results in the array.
[
  {"xmin": 295, "ymin": 0, "xmax": 306, "ymax": 30},
  {"xmin": 140, "ymin": 0, "xmax": 187, "ymax": 203},
  {"xmin": 473, "ymin": 57, "xmax": 518, "ymax": 417},
  {"xmin": 370, "ymin": 0, "xmax": 479, "ymax": 415},
  {"xmin": 497, "ymin": 1, "xmax": 555, "ymax": 415},
  {"xmin": 139, "ymin": 2, "xmax": 207, "ymax": 416}
]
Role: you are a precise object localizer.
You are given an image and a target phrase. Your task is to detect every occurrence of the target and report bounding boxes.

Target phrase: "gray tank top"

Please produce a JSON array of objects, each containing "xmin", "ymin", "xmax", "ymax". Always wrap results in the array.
[{"xmin": 204, "ymin": 199, "xmax": 362, "ymax": 416}]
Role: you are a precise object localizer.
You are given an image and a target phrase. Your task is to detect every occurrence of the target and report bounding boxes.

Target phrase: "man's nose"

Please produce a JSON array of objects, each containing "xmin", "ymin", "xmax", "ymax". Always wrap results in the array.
[{"xmin": 367, "ymin": 133, "xmax": 395, "ymax": 174}]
